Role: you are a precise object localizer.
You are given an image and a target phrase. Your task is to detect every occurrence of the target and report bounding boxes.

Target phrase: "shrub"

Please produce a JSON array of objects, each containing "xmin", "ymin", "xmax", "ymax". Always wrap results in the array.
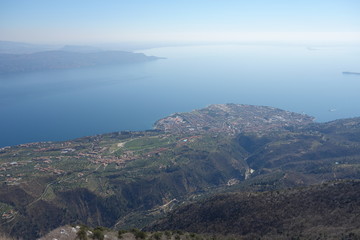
[
  {"xmin": 76, "ymin": 227, "xmax": 88, "ymax": 240},
  {"xmin": 118, "ymin": 229, "xmax": 128, "ymax": 238},
  {"xmin": 152, "ymin": 232, "xmax": 162, "ymax": 240},
  {"xmin": 134, "ymin": 231, "xmax": 147, "ymax": 239},
  {"xmin": 92, "ymin": 228, "xmax": 104, "ymax": 240}
]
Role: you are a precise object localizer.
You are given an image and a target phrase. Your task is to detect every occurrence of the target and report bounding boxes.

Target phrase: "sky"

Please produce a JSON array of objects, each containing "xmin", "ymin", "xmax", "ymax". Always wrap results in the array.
[{"xmin": 1, "ymin": 0, "xmax": 360, "ymax": 44}]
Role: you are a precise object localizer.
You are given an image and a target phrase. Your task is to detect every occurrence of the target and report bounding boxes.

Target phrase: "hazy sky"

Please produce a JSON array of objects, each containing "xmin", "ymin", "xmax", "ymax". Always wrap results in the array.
[{"xmin": 1, "ymin": 0, "xmax": 360, "ymax": 44}]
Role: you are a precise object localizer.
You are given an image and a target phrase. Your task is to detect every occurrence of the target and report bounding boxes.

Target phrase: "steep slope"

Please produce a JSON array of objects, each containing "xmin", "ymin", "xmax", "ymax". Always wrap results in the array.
[
  {"xmin": 237, "ymin": 117, "xmax": 360, "ymax": 183},
  {"xmin": 150, "ymin": 180, "xmax": 360, "ymax": 239},
  {"xmin": 0, "ymin": 131, "xmax": 250, "ymax": 239}
]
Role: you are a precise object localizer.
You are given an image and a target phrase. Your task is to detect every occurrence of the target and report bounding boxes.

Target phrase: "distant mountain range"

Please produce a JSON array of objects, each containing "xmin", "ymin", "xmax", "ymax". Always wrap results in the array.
[
  {"xmin": 0, "ymin": 41, "xmax": 163, "ymax": 73},
  {"xmin": 0, "ymin": 50, "xmax": 162, "ymax": 73},
  {"xmin": 0, "ymin": 40, "xmax": 210, "ymax": 54},
  {"xmin": 59, "ymin": 45, "xmax": 103, "ymax": 53},
  {"xmin": 0, "ymin": 41, "xmax": 59, "ymax": 54},
  {"xmin": 0, "ymin": 41, "xmax": 133, "ymax": 54}
]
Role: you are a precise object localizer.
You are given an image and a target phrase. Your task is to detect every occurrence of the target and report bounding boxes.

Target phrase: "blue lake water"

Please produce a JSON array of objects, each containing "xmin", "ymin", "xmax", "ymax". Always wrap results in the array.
[{"xmin": 1, "ymin": 44, "xmax": 360, "ymax": 147}]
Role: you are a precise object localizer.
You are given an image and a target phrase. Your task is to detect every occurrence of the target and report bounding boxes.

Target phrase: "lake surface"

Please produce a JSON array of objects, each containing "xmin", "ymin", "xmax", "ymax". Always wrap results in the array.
[{"xmin": 1, "ymin": 44, "xmax": 360, "ymax": 147}]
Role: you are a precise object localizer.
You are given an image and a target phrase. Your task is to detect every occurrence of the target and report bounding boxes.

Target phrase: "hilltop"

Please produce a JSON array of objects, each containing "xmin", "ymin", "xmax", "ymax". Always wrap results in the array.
[{"xmin": 0, "ymin": 104, "xmax": 360, "ymax": 239}]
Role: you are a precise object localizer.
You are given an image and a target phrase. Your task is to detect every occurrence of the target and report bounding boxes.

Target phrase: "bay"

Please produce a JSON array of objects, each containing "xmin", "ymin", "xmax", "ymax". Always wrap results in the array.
[{"xmin": 1, "ymin": 44, "xmax": 360, "ymax": 147}]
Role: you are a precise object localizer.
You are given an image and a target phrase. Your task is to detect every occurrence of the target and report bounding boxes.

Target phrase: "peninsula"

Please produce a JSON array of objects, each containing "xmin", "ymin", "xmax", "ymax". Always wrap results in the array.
[
  {"xmin": 0, "ymin": 50, "xmax": 162, "ymax": 73},
  {"xmin": 342, "ymin": 71, "xmax": 360, "ymax": 75}
]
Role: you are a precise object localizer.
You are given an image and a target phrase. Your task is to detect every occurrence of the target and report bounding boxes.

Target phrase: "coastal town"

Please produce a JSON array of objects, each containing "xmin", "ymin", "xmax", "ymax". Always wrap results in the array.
[
  {"xmin": 155, "ymin": 104, "xmax": 314, "ymax": 135},
  {"xmin": 0, "ymin": 104, "xmax": 315, "ymax": 187}
]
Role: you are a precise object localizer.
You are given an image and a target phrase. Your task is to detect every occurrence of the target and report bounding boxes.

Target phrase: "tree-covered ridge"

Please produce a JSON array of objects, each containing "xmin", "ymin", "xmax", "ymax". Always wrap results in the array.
[{"xmin": 149, "ymin": 180, "xmax": 360, "ymax": 240}]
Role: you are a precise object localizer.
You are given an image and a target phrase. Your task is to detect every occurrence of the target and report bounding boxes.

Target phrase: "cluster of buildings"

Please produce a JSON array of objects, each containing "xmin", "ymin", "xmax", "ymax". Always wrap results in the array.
[{"xmin": 1, "ymin": 209, "xmax": 16, "ymax": 220}]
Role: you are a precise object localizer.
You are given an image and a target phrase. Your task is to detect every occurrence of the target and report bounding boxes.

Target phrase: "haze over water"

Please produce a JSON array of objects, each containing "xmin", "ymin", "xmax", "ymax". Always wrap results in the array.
[{"xmin": 1, "ymin": 44, "xmax": 360, "ymax": 147}]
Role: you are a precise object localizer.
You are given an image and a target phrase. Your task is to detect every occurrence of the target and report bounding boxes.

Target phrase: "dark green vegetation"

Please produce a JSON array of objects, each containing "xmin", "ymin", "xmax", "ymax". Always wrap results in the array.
[
  {"xmin": 150, "ymin": 181, "xmax": 360, "ymax": 239},
  {"xmin": 0, "ymin": 50, "xmax": 161, "ymax": 73},
  {"xmin": 1, "ymin": 104, "xmax": 360, "ymax": 239}
]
